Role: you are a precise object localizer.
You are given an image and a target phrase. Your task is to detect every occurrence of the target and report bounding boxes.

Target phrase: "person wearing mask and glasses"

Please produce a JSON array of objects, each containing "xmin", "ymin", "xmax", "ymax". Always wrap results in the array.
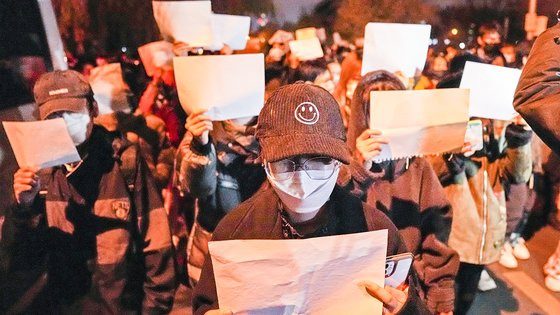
[{"xmin": 192, "ymin": 82, "xmax": 430, "ymax": 315}]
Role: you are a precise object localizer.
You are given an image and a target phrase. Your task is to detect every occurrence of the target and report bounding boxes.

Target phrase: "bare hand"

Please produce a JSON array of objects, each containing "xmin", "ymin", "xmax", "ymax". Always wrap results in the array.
[
  {"xmin": 185, "ymin": 110, "xmax": 213, "ymax": 145},
  {"xmin": 361, "ymin": 281, "xmax": 408, "ymax": 314},
  {"xmin": 355, "ymin": 129, "xmax": 389, "ymax": 170},
  {"xmin": 513, "ymin": 115, "xmax": 531, "ymax": 130},
  {"xmin": 204, "ymin": 310, "xmax": 232, "ymax": 315},
  {"xmin": 173, "ymin": 41, "xmax": 191, "ymax": 56},
  {"xmin": 287, "ymin": 52, "xmax": 300, "ymax": 69},
  {"xmin": 461, "ymin": 142, "xmax": 476, "ymax": 158},
  {"xmin": 220, "ymin": 44, "xmax": 233, "ymax": 55},
  {"xmin": 14, "ymin": 166, "xmax": 40, "ymax": 206}
]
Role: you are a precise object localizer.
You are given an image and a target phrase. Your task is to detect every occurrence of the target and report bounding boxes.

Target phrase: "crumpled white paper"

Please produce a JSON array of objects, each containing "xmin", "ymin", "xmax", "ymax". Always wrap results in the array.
[{"xmin": 209, "ymin": 229, "xmax": 388, "ymax": 315}]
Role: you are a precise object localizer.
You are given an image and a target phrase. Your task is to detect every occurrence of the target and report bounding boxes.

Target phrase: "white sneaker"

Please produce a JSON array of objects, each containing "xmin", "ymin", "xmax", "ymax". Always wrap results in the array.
[
  {"xmin": 513, "ymin": 238, "xmax": 530, "ymax": 260},
  {"xmin": 499, "ymin": 242, "xmax": 518, "ymax": 269},
  {"xmin": 478, "ymin": 269, "xmax": 498, "ymax": 291},
  {"xmin": 545, "ymin": 275, "xmax": 560, "ymax": 292}
]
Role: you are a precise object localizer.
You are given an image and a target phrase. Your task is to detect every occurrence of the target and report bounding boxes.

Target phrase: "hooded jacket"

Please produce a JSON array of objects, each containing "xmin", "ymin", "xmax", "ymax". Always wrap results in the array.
[{"xmin": 343, "ymin": 70, "xmax": 459, "ymax": 313}]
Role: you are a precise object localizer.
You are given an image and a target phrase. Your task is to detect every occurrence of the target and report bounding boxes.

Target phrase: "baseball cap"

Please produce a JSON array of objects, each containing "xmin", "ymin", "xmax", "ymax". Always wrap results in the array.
[
  {"xmin": 256, "ymin": 82, "xmax": 351, "ymax": 164},
  {"xmin": 33, "ymin": 70, "xmax": 93, "ymax": 120}
]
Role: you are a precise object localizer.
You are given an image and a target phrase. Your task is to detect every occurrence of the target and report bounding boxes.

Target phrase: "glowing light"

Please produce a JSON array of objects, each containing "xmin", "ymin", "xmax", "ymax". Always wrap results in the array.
[
  {"xmin": 451, "ymin": 28, "xmax": 459, "ymax": 36},
  {"xmin": 444, "ymin": 39, "xmax": 451, "ymax": 45},
  {"xmin": 459, "ymin": 42, "xmax": 466, "ymax": 49}
]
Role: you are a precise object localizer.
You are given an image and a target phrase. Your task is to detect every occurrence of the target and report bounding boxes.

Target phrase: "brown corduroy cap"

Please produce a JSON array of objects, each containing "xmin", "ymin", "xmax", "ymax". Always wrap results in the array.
[
  {"xmin": 256, "ymin": 82, "xmax": 351, "ymax": 164},
  {"xmin": 33, "ymin": 70, "xmax": 93, "ymax": 120}
]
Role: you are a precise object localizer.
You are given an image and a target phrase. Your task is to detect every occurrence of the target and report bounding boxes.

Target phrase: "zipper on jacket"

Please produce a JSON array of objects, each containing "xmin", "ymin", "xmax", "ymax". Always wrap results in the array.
[{"xmin": 479, "ymin": 169, "xmax": 489, "ymax": 263}]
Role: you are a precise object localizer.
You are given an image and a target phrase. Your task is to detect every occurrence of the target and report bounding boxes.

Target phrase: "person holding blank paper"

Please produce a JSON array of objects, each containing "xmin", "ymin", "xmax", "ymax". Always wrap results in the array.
[
  {"xmin": 427, "ymin": 75, "xmax": 532, "ymax": 315},
  {"xmin": 193, "ymin": 82, "xmax": 430, "ymax": 314},
  {"xmin": 8, "ymin": 70, "xmax": 176, "ymax": 314},
  {"xmin": 342, "ymin": 70, "xmax": 459, "ymax": 314},
  {"xmin": 174, "ymin": 110, "xmax": 266, "ymax": 286}
]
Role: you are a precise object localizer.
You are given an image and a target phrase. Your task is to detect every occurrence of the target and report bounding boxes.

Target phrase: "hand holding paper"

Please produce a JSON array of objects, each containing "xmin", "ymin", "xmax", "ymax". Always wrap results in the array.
[
  {"xmin": 362, "ymin": 281, "xmax": 408, "ymax": 314},
  {"xmin": 3, "ymin": 119, "xmax": 81, "ymax": 169},
  {"xmin": 355, "ymin": 129, "xmax": 389, "ymax": 170},
  {"xmin": 185, "ymin": 110, "xmax": 213, "ymax": 146},
  {"xmin": 13, "ymin": 166, "xmax": 41, "ymax": 206}
]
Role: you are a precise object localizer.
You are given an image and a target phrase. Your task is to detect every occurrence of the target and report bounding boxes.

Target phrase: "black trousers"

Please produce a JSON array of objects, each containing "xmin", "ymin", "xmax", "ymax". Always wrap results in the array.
[{"xmin": 455, "ymin": 262, "xmax": 484, "ymax": 315}]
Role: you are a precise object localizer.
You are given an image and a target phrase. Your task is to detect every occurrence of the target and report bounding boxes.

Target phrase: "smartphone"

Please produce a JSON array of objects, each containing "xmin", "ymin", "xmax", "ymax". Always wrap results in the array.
[
  {"xmin": 465, "ymin": 119, "xmax": 484, "ymax": 151},
  {"xmin": 385, "ymin": 253, "xmax": 414, "ymax": 288}
]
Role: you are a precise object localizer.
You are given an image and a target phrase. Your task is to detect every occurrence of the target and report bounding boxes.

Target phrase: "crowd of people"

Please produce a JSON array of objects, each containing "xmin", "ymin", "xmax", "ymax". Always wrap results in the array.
[{"xmin": 2, "ymin": 15, "xmax": 560, "ymax": 315}]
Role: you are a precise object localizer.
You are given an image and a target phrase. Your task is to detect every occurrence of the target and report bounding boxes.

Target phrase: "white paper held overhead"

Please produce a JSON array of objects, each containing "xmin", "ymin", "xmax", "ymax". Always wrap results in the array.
[
  {"xmin": 209, "ymin": 230, "xmax": 388, "ymax": 315},
  {"xmin": 362, "ymin": 23, "xmax": 431, "ymax": 78},
  {"xmin": 174, "ymin": 54, "xmax": 265, "ymax": 120},
  {"xmin": 3, "ymin": 119, "xmax": 80, "ymax": 169},
  {"xmin": 370, "ymin": 88, "xmax": 470, "ymax": 161},
  {"xmin": 295, "ymin": 27, "xmax": 318, "ymax": 40},
  {"xmin": 138, "ymin": 41, "xmax": 174, "ymax": 77},
  {"xmin": 89, "ymin": 63, "xmax": 131, "ymax": 115},
  {"xmin": 210, "ymin": 14, "xmax": 251, "ymax": 51},
  {"xmin": 460, "ymin": 61, "xmax": 521, "ymax": 120},
  {"xmin": 152, "ymin": 1, "xmax": 213, "ymax": 47},
  {"xmin": 289, "ymin": 37, "xmax": 324, "ymax": 61}
]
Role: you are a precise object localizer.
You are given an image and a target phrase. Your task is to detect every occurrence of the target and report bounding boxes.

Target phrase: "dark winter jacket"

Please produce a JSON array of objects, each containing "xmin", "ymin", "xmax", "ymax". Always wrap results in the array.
[
  {"xmin": 0, "ymin": 126, "xmax": 176, "ymax": 314},
  {"xmin": 192, "ymin": 186, "xmax": 431, "ymax": 315},
  {"xmin": 338, "ymin": 157, "xmax": 458, "ymax": 313},
  {"xmin": 174, "ymin": 122, "xmax": 266, "ymax": 284},
  {"xmin": 514, "ymin": 22, "xmax": 560, "ymax": 155}
]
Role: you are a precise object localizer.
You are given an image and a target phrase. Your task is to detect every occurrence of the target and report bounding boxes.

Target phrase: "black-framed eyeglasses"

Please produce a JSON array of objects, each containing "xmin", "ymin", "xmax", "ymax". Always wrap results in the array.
[{"xmin": 264, "ymin": 157, "xmax": 340, "ymax": 181}]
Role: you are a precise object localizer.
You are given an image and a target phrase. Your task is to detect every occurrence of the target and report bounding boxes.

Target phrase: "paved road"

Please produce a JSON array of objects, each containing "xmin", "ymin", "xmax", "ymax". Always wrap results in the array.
[{"xmin": 469, "ymin": 226, "xmax": 560, "ymax": 315}]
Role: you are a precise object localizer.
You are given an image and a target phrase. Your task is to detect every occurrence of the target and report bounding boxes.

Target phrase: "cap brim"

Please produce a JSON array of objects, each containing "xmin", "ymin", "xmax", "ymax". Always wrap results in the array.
[
  {"xmin": 260, "ymin": 133, "xmax": 352, "ymax": 164},
  {"xmin": 39, "ymin": 97, "xmax": 88, "ymax": 120}
]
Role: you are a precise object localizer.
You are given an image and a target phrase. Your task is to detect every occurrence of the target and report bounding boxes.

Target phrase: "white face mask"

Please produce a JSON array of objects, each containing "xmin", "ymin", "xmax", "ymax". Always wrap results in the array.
[
  {"xmin": 268, "ymin": 168, "xmax": 340, "ymax": 214},
  {"xmin": 62, "ymin": 111, "xmax": 92, "ymax": 146}
]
